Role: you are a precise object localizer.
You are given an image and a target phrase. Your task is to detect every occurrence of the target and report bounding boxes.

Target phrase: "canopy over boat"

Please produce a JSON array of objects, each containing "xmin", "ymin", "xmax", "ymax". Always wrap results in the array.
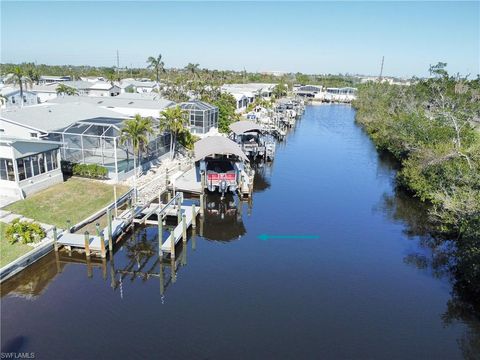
[
  {"xmin": 194, "ymin": 136, "xmax": 249, "ymax": 162},
  {"xmin": 229, "ymin": 120, "xmax": 264, "ymax": 135}
]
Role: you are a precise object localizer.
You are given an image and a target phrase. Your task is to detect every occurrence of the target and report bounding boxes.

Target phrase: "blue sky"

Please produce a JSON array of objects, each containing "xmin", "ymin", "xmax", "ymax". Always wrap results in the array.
[{"xmin": 1, "ymin": 1, "xmax": 479, "ymax": 77}]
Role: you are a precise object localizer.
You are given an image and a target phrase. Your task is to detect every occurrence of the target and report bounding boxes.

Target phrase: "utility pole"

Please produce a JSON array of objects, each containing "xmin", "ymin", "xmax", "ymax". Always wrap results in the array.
[
  {"xmin": 116, "ymin": 50, "xmax": 120, "ymax": 80},
  {"xmin": 379, "ymin": 56, "xmax": 384, "ymax": 82}
]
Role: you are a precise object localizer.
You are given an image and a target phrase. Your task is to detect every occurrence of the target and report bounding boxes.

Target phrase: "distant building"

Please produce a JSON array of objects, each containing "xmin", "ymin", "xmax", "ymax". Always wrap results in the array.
[
  {"xmin": 39, "ymin": 75, "xmax": 72, "ymax": 84},
  {"xmin": 119, "ymin": 79, "xmax": 158, "ymax": 93},
  {"xmin": 221, "ymin": 83, "xmax": 277, "ymax": 113},
  {"xmin": 87, "ymin": 82, "xmax": 121, "ymax": 97}
]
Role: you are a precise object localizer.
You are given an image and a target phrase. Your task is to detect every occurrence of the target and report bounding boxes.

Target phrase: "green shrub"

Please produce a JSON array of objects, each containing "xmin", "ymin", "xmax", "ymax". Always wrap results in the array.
[
  {"xmin": 62, "ymin": 161, "xmax": 109, "ymax": 179},
  {"xmin": 6, "ymin": 219, "xmax": 46, "ymax": 245}
]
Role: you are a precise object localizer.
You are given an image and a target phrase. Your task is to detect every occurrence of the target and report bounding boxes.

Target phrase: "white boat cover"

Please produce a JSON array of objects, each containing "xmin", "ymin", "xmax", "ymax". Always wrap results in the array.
[
  {"xmin": 229, "ymin": 120, "xmax": 264, "ymax": 135},
  {"xmin": 194, "ymin": 136, "xmax": 249, "ymax": 162}
]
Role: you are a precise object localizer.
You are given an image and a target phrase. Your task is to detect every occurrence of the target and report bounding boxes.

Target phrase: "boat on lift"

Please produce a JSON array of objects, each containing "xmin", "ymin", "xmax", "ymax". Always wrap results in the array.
[
  {"xmin": 194, "ymin": 136, "xmax": 252, "ymax": 198},
  {"xmin": 229, "ymin": 120, "xmax": 276, "ymax": 161}
]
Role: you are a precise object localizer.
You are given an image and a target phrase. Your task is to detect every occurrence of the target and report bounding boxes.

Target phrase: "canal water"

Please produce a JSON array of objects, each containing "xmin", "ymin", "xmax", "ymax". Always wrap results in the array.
[{"xmin": 1, "ymin": 104, "xmax": 477, "ymax": 359}]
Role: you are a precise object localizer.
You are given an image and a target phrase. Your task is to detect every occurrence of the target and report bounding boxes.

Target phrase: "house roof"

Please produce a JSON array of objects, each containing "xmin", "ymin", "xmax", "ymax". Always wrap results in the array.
[
  {"xmin": 194, "ymin": 136, "xmax": 248, "ymax": 162},
  {"xmin": 229, "ymin": 120, "xmax": 263, "ymax": 135},
  {"xmin": 120, "ymin": 80, "xmax": 157, "ymax": 88},
  {"xmin": 0, "ymin": 136, "xmax": 61, "ymax": 146},
  {"xmin": 89, "ymin": 82, "xmax": 116, "ymax": 90},
  {"xmin": 116, "ymin": 92, "xmax": 160, "ymax": 100},
  {"xmin": 61, "ymin": 81, "xmax": 93, "ymax": 90},
  {"xmin": 0, "ymin": 102, "xmax": 125, "ymax": 132},
  {"xmin": 0, "ymin": 87, "xmax": 36, "ymax": 96},
  {"xmin": 228, "ymin": 92, "xmax": 247, "ymax": 101},
  {"xmin": 179, "ymin": 101, "xmax": 217, "ymax": 111},
  {"xmin": 40, "ymin": 75, "xmax": 71, "ymax": 81},
  {"xmin": 48, "ymin": 95, "xmax": 176, "ymax": 111}
]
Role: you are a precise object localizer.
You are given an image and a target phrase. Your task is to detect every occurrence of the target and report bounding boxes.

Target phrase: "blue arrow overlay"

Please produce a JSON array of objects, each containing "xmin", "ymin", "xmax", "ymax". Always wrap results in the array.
[{"xmin": 258, "ymin": 234, "xmax": 319, "ymax": 241}]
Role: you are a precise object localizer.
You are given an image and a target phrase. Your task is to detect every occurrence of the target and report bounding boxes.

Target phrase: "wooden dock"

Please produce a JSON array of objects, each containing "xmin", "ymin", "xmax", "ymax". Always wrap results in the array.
[{"xmin": 161, "ymin": 205, "xmax": 194, "ymax": 253}]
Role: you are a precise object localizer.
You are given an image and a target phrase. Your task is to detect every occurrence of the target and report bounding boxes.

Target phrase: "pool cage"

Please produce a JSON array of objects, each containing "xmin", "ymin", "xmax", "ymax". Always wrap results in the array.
[
  {"xmin": 47, "ymin": 117, "xmax": 171, "ymax": 182},
  {"xmin": 180, "ymin": 101, "xmax": 219, "ymax": 135}
]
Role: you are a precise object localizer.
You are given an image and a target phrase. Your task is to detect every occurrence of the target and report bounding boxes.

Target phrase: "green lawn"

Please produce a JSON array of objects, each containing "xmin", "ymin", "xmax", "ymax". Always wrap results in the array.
[
  {"xmin": 0, "ymin": 222, "xmax": 33, "ymax": 267},
  {"xmin": 4, "ymin": 177, "xmax": 129, "ymax": 229}
]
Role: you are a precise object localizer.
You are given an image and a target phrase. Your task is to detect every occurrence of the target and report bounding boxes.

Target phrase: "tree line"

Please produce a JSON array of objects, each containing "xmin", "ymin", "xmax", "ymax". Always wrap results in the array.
[{"xmin": 353, "ymin": 63, "xmax": 480, "ymax": 300}]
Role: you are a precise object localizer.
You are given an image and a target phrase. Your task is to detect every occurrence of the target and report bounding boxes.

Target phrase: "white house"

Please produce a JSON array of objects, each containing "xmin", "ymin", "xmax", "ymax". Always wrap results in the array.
[
  {"xmin": 231, "ymin": 93, "xmax": 249, "ymax": 113},
  {"xmin": 0, "ymin": 87, "xmax": 39, "ymax": 108},
  {"xmin": 0, "ymin": 113, "xmax": 64, "ymax": 201},
  {"xmin": 30, "ymin": 84, "xmax": 59, "ymax": 103},
  {"xmin": 87, "ymin": 82, "xmax": 121, "ymax": 97},
  {"xmin": 119, "ymin": 79, "xmax": 158, "ymax": 93}
]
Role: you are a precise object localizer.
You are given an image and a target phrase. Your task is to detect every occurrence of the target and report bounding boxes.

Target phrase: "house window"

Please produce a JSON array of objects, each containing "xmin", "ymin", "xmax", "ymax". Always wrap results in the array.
[
  {"xmin": 16, "ymin": 149, "xmax": 58, "ymax": 181},
  {"xmin": 11, "ymin": 97, "xmax": 15, "ymax": 104},
  {"xmin": 17, "ymin": 158, "xmax": 26, "ymax": 181},
  {"xmin": 30, "ymin": 133, "xmax": 38, "ymax": 138},
  {"xmin": 0, "ymin": 129, "xmax": 4, "ymax": 134},
  {"xmin": 5, "ymin": 159, "xmax": 15, "ymax": 181},
  {"xmin": 0, "ymin": 158, "xmax": 9, "ymax": 180}
]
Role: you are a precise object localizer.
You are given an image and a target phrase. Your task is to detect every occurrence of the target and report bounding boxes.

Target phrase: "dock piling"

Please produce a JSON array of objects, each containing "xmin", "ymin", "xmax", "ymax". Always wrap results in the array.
[
  {"xmin": 177, "ymin": 198, "xmax": 182, "ymax": 224},
  {"xmin": 95, "ymin": 223, "xmax": 101, "ymax": 236},
  {"xmin": 53, "ymin": 226, "xmax": 58, "ymax": 252},
  {"xmin": 84, "ymin": 231, "xmax": 91, "ymax": 257},
  {"xmin": 107, "ymin": 207, "xmax": 113, "ymax": 242},
  {"xmin": 200, "ymin": 193, "xmax": 204, "ymax": 217},
  {"xmin": 108, "ymin": 229, "xmax": 113, "ymax": 254},
  {"xmin": 100, "ymin": 234, "xmax": 106, "ymax": 258},
  {"xmin": 191, "ymin": 204, "xmax": 197, "ymax": 229},
  {"xmin": 86, "ymin": 256, "xmax": 93, "ymax": 278},
  {"xmin": 158, "ymin": 211, "xmax": 163, "ymax": 255},
  {"xmin": 170, "ymin": 233, "xmax": 175, "ymax": 259},
  {"xmin": 182, "ymin": 214, "xmax": 187, "ymax": 243}
]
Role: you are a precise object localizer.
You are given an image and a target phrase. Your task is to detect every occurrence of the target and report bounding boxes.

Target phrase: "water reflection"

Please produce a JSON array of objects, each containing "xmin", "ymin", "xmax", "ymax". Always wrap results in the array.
[
  {"xmin": 252, "ymin": 162, "xmax": 272, "ymax": 192},
  {"xmin": 113, "ymin": 226, "xmax": 192, "ymax": 298},
  {"xmin": 0, "ymin": 253, "xmax": 66, "ymax": 299},
  {"xmin": 377, "ymin": 184, "xmax": 480, "ymax": 359},
  {"xmin": 201, "ymin": 193, "xmax": 247, "ymax": 241}
]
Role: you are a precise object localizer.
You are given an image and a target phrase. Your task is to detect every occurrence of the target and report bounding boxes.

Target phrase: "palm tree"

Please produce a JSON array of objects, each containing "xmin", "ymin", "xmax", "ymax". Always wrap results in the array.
[
  {"xmin": 272, "ymin": 83, "xmax": 287, "ymax": 99},
  {"xmin": 5, "ymin": 66, "xmax": 33, "ymax": 107},
  {"xmin": 56, "ymin": 84, "xmax": 79, "ymax": 96},
  {"xmin": 185, "ymin": 63, "xmax": 200, "ymax": 80},
  {"xmin": 27, "ymin": 64, "xmax": 40, "ymax": 85},
  {"xmin": 147, "ymin": 54, "xmax": 166, "ymax": 94},
  {"xmin": 120, "ymin": 114, "xmax": 154, "ymax": 200},
  {"xmin": 106, "ymin": 71, "xmax": 118, "ymax": 86},
  {"xmin": 159, "ymin": 106, "xmax": 188, "ymax": 159}
]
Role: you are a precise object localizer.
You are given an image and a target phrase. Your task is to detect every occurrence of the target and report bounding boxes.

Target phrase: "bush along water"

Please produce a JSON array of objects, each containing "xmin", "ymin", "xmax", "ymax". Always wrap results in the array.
[{"xmin": 353, "ymin": 63, "xmax": 480, "ymax": 300}]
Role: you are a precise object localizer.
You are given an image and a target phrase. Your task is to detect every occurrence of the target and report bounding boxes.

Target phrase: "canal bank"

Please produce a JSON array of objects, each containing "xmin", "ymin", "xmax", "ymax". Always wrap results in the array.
[{"xmin": 1, "ymin": 104, "xmax": 477, "ymax": 359}]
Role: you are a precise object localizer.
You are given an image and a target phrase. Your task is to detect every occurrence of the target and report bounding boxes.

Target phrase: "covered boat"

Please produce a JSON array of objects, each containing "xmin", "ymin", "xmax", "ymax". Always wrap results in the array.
[
  {"xmin": 194, "ymin": 136, "xmax": 251, "ymax": 197},
  {"xmin": 229, "ymin": 120, "xmax": 275, "ymax": 161}
]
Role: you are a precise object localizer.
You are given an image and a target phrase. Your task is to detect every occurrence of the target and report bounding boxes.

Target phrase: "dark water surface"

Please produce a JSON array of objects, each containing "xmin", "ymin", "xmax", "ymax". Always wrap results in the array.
[{"xmin": 1, "ymin": 105, "xmax": 476, "ymax": 359}]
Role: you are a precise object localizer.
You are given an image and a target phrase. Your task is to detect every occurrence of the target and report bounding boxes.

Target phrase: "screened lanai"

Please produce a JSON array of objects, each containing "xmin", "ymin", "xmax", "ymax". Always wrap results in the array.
[
  {"xmin": 180, "ymin": 101, "xmax": 219, "ymax": 135},
  {"xmin": 47, "ymin": 117, "xmax": 171, "ymax": 181}
]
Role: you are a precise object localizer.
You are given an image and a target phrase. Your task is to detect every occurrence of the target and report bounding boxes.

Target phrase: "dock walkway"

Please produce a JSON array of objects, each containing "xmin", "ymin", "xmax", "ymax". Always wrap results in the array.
[{"xmin": 161, "ymin": 205, "xmax": 194, "ymax": 253}]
